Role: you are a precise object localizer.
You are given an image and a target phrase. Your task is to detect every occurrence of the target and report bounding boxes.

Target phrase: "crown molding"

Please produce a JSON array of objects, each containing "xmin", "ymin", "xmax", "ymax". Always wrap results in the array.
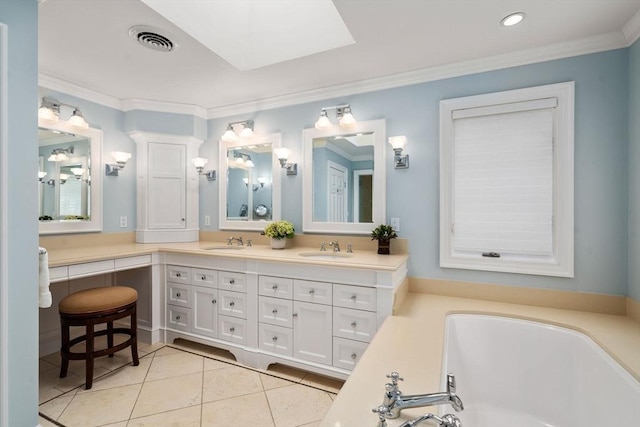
[
  {"xmin": 38, "ymin": 73, "xmax": 124, "ymax": 110},
  {"xmin": 40, "ymin": 30, "xmax": 633, "ymax": 120},
  {"xmin": 623, "ymin": 8, "xmax": 640, "ymax": 44}
]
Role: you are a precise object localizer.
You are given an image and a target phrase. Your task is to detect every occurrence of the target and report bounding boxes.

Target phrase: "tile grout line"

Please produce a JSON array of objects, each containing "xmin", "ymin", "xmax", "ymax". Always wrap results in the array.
[
  {"xmin": 258, "ymin": 374, "xmax": 278, "ymax": 427},
  {"xmin": 123, "ymin": 346, "xmax": 163, "ymax": 425}
]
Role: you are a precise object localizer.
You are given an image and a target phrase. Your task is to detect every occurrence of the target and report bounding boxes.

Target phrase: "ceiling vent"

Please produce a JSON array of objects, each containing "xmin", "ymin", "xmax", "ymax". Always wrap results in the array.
[{"xmin": 129, "ymin": 25, "xmax": 178, "ymax": 52}]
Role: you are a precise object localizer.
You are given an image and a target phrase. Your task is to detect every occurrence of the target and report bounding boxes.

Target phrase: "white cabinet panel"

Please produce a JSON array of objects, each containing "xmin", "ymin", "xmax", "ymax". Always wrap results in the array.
[
  {"xmin": 333, "ymin": 307, "xmax": 377, "ymax": 343},
  {"xmin": 333, "ymin": 284, "xmax": 377, "ymax": 312},
  {"xmin": 148, "ymin": 142, "xmax": 186, "ymax": 230},
  {"xmin": 259, "ymin": 296, "xmax": 293, "ymax": 328},
  {"xmin": 218, "ymin": 289, "xmax": 247, "ymax": 319},
  {"xmin": 333, "ymin": 337, "xmax": 368, "ymax": 370},
  {"xmin": 294, "ymin": 280, "xmax": 332, "ymax": 305},
  {"xmin": 219, "ymin": 271, "xmax": 247, "ymax": 293},
  {"xmin": 259, "ymin": 323, "xmax": 293, "ymax": 356},
  {"xmin": 167, "ymin": 305, "xmax": 191, "ymax": 332},
  {"xmin": 167, "ymin": 282, "xmax": 191, "ymax": 308},
  {"xmin": 193, "ymin": 268, "xmax": 217, "ymax": 288},
  {"xmin": 218, "ymin": 315, "xmax": 246, "ymax": 345},
  {"xmin": 258, "ymin": 276, "xmax": 293, "ymax": 299},
  {"xmin": 293, "ymin": 301, "xmax": 332, "ymax": 365},
  {"xmin": 192, "ymin": 286, "xmax": 218, "ymax": 338},
  {"xmin": 167, "ymin": 265, "xmax": 191, "ymax": 284}
]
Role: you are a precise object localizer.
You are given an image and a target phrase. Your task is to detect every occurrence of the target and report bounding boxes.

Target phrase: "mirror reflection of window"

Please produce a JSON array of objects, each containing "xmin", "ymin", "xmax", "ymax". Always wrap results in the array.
[{"xmin": 312, "ymin": 133, "xmax": 374, "ymax": 223}]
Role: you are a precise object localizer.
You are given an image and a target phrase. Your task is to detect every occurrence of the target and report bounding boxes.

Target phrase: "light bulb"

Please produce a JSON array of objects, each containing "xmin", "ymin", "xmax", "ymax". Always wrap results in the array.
[{"xmin": 315, "ymin": 110, "xmax": 331, "ymax": 129}]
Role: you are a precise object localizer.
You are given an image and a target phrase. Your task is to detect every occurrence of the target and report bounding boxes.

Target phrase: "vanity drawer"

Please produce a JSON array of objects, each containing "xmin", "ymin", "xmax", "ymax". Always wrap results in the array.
[
  {"xmin": 333, "ymin": 284, "xmax": 377, "ymax": 312},
  {"xmin": 167, "ymin": 305, "xmax": 191, "ymax": 332},
  {"xmin": 333, "ymin": 307, "xmax": 377, "ymax": 343},
  {"xmin": 218, "ymin": 271, "xmax": 247, "ymax": 293},
  {"xmin": 258, "ymin": 276, "xmax": 293, "ymax": 299},
  {"xmin": 167, "ymin": 282, "xmax": 191, "ymax": 307},
  {"xmin": 166, "ymin": 265, "xmax": 191, "ymax": 284},
  {"xmin": 259, "ymin": 296, "xmax": 293, "ymax": 328},
  {"xmin": 68, "ymin": 260, "xmax": 115, "ymax": 279},
  {"xmin": 333, "ymin": 337, "xmax": 368, "ymax": 371},
  {"xmin": 49, "ymin": 266, "xmax": 68, "ymax": 283},
  {"xmin": 193, "ymin": 268, "xmax": 217, "ymax": 288},
  {"xmin": 218, "ymin": 315, "xmax": 246, "ymax": 345},
  {"xmin": 218, "ymin": 289, "xmax": 247, "ymax": 319},
  {"xmin": 115, "ymin": 255, "xmax": 152, "ymax": 270},
  {"xmin": 294, "ymin": 279, "xmax": 332, "ymax": 305},
  {"xmin": 258, "ymin": 323, "xmax": 293, "ymax": 356}
]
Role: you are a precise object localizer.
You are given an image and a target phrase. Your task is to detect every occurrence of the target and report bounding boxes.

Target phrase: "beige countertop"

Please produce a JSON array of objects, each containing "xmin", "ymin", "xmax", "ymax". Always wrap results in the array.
[
  {"xmin": 320, "ymin": 292, "xmax": 640, "ymax": 427},
  {"xmin": 44, "ymin": 240, "xmax": 409, "ymax": 272}
]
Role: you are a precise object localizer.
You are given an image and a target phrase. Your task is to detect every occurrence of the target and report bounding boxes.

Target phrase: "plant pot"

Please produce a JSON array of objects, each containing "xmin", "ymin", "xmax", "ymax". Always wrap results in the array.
[
  {"xmin": 271, "ymin": 238, "xmax": 286, "ymax": 250},
  {"xmin": 377, "ymin": 239, "xmax": 390, "ymax": 255}
]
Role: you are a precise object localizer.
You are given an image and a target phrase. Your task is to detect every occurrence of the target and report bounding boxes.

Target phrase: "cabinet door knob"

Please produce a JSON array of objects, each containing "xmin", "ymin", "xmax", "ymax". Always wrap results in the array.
[
  {"xmin": 176, "ymin": 315, "xmax": 181, "ymax": 320},
  {"xmin": 272, "ymin": 284, "xmax": 278, "ymax": 290},
  {"xmin": 308, "ymin": 289, "xmax": 315, "ymax": 295},
  {"xmin": 351, "ymin": 353, "xmax": 357, "ymax": 360},
  {"xmin": 272, "ymin": 336, "xmax": 278, "ymax": 342},
  {"xmin": 229, "ymin": 301, "xmax": 235, "ymax": 307},
  {"xmin": 176, "ymin": 292, "xmax": 181, "ymax": 298},
  {"xmin": 272, "ymin": 309, "xmax": 278, "ymax": 314},
  {"xmin": 212, "ymin": 299, "xmax": 217, "ymax": 304},
  {"xmin": 229, "ymin": 279, "xmax": 235, "ymax": 284},
  {"xmin": 229, "ymin": 327, "xmax": 235, "ymax": 333},
  {"xmin": 350, "ymin": 321, "xmax": 357, "ymax": 328}
]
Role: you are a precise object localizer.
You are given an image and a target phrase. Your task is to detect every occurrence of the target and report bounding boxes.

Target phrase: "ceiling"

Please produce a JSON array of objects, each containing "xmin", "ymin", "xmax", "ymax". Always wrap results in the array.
[{"xmin": 38, "ymin": 0, "xmax": 640, "ymax": 117}]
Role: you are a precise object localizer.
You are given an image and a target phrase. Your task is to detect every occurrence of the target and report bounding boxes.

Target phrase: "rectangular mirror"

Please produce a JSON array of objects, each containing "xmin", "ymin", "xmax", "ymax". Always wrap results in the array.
[
  {"xmin": 219, "ymin": 133, "xmax": 282, "ymax": 230},
  {"xmin": 38, "ymin": 119, "xmax": 103, "ymax": 234},
  {"xmin": 303, "ymin": 119, "xmax": 386, "ymax": 234}
]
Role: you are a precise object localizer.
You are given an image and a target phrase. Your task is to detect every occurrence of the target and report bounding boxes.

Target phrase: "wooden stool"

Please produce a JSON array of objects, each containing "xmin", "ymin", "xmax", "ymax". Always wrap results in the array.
[{"xmin": 59, "ymin": 286, "xmax": 139, "ymax": 389}]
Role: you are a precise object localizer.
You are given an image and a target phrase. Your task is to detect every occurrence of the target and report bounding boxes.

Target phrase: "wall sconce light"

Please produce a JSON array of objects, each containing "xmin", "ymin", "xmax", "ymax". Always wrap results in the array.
[
  {"xmin": 273, "ymin": 147, "xmax": 297, "ymax": 175},
  {"xmin": 314, "ymin": 104, "xmax": 356, "ymax": 129},
  {"xmin": 191, "ymin": 157, "xmax": 216, "ymax": 181},
  {"xmin": 46, "ymin": 179, "xmax": 56, "ymax": 187},
  {"xmin": 105, "ymin": 151, "xmax": 132, "ymax": 176},
  {"xmin": 38, "ymin": 97, "xmax": 89, "ymax": 130},
  {"xmin": 59, "ymin": 173, "xmax": 69, "ymax": 184},
  {"xmin": 257, "ymin": 177, "xmax": 267, "ymax": 188},
  {"xmin": 389, "ymin": 136, "xmax": 409, "ymax": 169},
  {"xmin": 70, "ymin": 167, "xmax": 85, "ymax": 180},
  {"xmin": 47, "ymin": 146, "xmax": 74, "ymax": 162},
  {"xmin": 221, "ymin": 120, "xmax": 254, "ymax": 142},
  {"xmin": 38, "ymin": 171, "xmax": 47, "ymax": 182}
]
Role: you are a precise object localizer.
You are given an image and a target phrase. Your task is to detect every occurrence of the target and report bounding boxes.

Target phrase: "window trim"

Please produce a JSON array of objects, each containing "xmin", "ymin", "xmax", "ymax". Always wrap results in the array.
[{"xmin": 439, "ymin": 82, "xmax": 574, "ymax": 277}]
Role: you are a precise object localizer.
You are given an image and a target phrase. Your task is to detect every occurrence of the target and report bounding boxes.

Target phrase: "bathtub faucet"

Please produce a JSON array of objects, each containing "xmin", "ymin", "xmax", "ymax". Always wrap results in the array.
[
  {"xmin": 398, "ymin": 413, "xmax": 462, "ymax": 427},
  {"xmin": 376, "ymin": 372, "xmax": 464, "ymax": 419}
]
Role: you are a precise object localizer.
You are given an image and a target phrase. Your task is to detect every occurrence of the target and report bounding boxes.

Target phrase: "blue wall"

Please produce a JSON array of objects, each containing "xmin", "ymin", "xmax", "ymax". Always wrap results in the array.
[
  {"xmin": 1, "ymin": 1, "xmax": 39, "ymax": 425},
  {"xmin": 629, "ymin": 39, "xmax": 640, "ymax": 301}
]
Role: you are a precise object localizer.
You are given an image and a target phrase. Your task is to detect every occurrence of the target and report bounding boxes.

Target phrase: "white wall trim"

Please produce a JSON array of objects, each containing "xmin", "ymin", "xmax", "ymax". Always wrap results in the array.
[
  {"xmin": 39, "ymin": 30, "xmax": 632, "ymax": 120},
  {"xmin": 0, "ymin": 22, "xmax": 8, "ymax": 427}
]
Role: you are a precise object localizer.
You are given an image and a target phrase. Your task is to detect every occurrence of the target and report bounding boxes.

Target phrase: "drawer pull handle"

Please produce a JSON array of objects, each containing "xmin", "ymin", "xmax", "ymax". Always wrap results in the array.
[
  {"xmin": 229, "ymin": 301, "xmax": 235, "ymax": 307},
  {"xmin": 272, "ymin": 309, "xmax": 278, "ymax": 314},
  {"xmin": 176, "ymin": 273, "xmax": 181, "ymax": 277},
  {"xmin": 176, "ymin": 292, "xmax": 181, "ymax": 298},
  {"xmin": 351, "ymin": 353, "xmax": 357, "ymax": 360},
  {"xmin": 175, "ymin": 315, "xmax": 181, "ymax": 320},
  {"xmin": 350, "ymin": 295, "xmax": 357, "ymax": 301},
  {"xmin": 212, "ymin": 299, "xmax": 217, "ymax": 304},
  {"xmin": 308, "ymin": 289, "xmax": 315, "ymax": 295},
  {"xmin": 272, "ymin": 284, "xmax": 278, "ymax": 290},
  {"xmin": 272, "ymin": 336, "xmax": 278, "ymax": 342},
  {"xmin": 229, "ymin": 327, "xmax": 235, "ymax": 333},
  {"xmin": 229, "ymin": 279, "xmax": 235, "ymax": 284},
  {"xmin": 350, "ymin": 321, "xmax": 357, "ymax": 328}
]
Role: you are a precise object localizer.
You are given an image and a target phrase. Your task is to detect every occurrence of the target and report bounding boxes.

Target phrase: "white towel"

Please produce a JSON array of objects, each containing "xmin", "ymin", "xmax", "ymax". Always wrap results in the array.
[{"xmin": 39, "ymin": 247, "xmax": 52, "ymax": 308}]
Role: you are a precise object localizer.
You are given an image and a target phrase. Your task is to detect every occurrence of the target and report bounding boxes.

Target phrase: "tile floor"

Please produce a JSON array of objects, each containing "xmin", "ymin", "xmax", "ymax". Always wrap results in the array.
[{"xmin": 39, "ymin": 338, "xmax": 343, "ymax": 427}]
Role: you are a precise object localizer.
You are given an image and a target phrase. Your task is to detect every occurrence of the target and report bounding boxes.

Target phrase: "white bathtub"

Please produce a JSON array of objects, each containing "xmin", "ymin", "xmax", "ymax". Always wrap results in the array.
[{"xmin": 442, "ymin": 314, "xmax": 640, "ymax": 427}]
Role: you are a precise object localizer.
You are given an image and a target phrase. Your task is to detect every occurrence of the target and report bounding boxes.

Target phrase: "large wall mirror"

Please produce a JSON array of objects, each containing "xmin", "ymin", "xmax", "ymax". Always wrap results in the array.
[
  {"xmin": 219, "ymin": 133, "xmax": 282, "ymax": 230},
  {"xmin": 303, "ymin": 119, "xmax": 386, "ymax": 234},
  {"xmin": 38, "ymin": 119, "xmax": 103, "ymax": 234}
]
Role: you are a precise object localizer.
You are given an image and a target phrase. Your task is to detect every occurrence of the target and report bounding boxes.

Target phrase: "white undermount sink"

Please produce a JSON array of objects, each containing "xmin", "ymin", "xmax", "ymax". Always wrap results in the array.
[
  {"xmin": 203, "ymin": 246, "xmax": 246, "ymax": 250},
  {"xmin": 297, "ymin": 252, "xmax": 354, "ymax": 260}
]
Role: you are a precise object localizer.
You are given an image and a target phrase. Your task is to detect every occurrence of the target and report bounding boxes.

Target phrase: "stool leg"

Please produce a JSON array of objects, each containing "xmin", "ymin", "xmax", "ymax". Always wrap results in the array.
[
  {"xmin": 131, "ymin": 305, "xmax": 139, "ymax": 366},
  {"xmin": 59, "ymin": 318, "xmax": 70, "ymax": 379},
  {"xmin": 85, "ymin": 321, "xmax": 95, "ymax": 390},
  {"xmin": 107, "ymin": 321, "xmax": 114, "ymax": 358}
]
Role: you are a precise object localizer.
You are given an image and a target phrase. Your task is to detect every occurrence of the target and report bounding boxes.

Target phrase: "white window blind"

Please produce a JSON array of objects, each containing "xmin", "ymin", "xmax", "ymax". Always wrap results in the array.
[{"xmin": 452, "ymin": 105, "xmax": 555, "ymax": 256}]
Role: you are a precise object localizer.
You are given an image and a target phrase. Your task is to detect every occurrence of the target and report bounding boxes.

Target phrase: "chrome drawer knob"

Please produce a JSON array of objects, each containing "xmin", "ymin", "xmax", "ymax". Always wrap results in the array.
[
  {"xmin": 229, "ymin": 279, "xmax": 235, "ymax": 284},
  {"xmin": 309, "ymin": 289, "xmax": 315, "ymax": 295},
  {"xmin": 176, "ymin": 315, "xmax": 181, "ymax": 320},
  {"xmin": 212, "ymin": 299, "xmax": 217, "ymax": 304},
  {"xmin": 351, "ymin": 353, "xmax": 357, "ymax": 360},
  {"xmin": 176, "ymin": 292, "xmax": 181, "ymax": 297},
  {"xmin": 350, "ymin": 295, "xmax": 357, "ymax": 301},
  {"xmin": 272, "ymin": 309, "xmax": 278, "ymax": 314},
  {"xmin": 229, "ymin": 301, "xmax": 235, "ymax": 307},
  {"xmin": 350, "ymin": 321, "xmax": 357, "ymax": 328},
  {"xmin": 176, "ymin": 273, "xmax": 181, "ymax": 277},
  {"xmin": 272, "ymin": 336, "xmax": 278, "ymax": 342},
  {"xmin": 272, "ymin": 284, "xmax": 278, "ymax": 290},
  {"xmin": 229, "ymin": 327, "xmax": 235, "ymax": 333},
  {"xmin": 201, "ymin": 275, "xmax": 206, "ymax": 280},
  {"xmin": 292, "ymin": 313, "xmax": 298, "ymax": 317}
]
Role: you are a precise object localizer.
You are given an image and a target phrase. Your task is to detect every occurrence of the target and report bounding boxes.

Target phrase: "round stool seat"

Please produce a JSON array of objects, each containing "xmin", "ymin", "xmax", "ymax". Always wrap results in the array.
[{"xmin": 59, "ymin": 286, "xmax": 137, "ymax": 315}]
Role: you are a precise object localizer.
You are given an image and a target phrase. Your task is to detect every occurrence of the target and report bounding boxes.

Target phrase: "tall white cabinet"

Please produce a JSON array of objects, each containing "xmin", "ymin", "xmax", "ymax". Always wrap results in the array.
[{"xmin": 129, "ymin": 132, "xmax": 203, "ymax": 242}]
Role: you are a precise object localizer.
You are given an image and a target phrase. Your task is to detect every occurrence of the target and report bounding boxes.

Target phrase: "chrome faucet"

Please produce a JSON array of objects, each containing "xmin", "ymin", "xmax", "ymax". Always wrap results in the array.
[
  {"xmin": 377, "ymin": 372, "xmax": 464, "ymax": 420},
  {"xmin": 320, "ymin": 241, "xmax": 326, "ymax": 251},
  {"xmin": 329, "ymin": 241, "xmax": 340, "ymax": 252},
  {"xmin": 399, "ymin": 413, "xmax": 462, "ymax": 427},
  {"xmin": 227, "ymin": 236, "xmax": 244, "ymax": 246}
]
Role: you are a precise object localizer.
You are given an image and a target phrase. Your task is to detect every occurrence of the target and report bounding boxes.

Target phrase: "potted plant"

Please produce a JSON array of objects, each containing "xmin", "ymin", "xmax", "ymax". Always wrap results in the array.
[
  {"xmin": 370, "ymin": 224, "xmax": 397, "ymax": 254},
  {"xmin": 264, "ymin": 220, "xmax": 295, "ymax": 249}
]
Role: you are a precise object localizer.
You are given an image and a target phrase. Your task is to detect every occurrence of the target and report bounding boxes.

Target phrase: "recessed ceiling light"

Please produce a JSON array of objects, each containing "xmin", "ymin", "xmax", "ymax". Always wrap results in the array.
[{"xmin": 501, "ymin": 12, "xmax": 525, "ymax": 27}]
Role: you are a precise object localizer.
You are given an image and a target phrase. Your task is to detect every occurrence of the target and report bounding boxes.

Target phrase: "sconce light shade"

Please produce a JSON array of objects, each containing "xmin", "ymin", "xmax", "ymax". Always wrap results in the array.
[
  {"xmin": 338, "ymin": 105, "xmax": 356, "ymax": 127},
  {"xmin": 70, "ymin": 168, "xmax": 85, "ymax": 179},
  {"xmin": 239, "ymin": 126, "xmax": 254, "ymax": 138},
  {"xmin": 106, "ymin": 151, "xmax": 132, "ymax": 176},
  {"xmin": 68, "ymin": 108, "xmax": 89, "ymax": 129},
  {"xmin": 273, "ymin": 147, "xmax": 297, "ymax": 175},
  {"xmin": 38, "ymin": 105, "xmax": 59, "ymax": 122},
  {"xmin": 59, "ymin": 173, "xmax": 70, "ymax": 184},
  {"xmin": 388, "ymin": 135, "xmax": 409, "ymax": 169},
  {"xmin": 314, "ymin": 104, "xmax": 357, "ymax": 129},
  {"xmin": 257, "ymin": 177, "xmax": 267, "ymax": 187},
  {"xmin": 191, "ymin": 157, "xmax": 208, "ymax": 173},
  {"xmin": 38, "ymin": 171, "xmax": 47, "ymax": 182},
  {"xmin": 221, "ymin": 127, "xmax": 238, "ymax": 142},
  {"xmin": 221, "ymin": 120, "xmax": 254, "ymax": 141},
  {"xmin": 315, "ymin": 109, "xmax": 331, "ymax": 129}
]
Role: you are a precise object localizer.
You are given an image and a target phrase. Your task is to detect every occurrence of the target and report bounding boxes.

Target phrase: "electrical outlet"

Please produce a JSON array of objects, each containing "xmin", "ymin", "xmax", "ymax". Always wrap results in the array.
[
  {"xmin": 390, "ymin": 217, "xmax": 400, "ymax": 232},
  {"xmin": 204, "ymin": 215, "xmax": 211, "ymax": 226},
  {"xmin": 119, "ymin": 216, "xmax": 127, "ymax": 228}
]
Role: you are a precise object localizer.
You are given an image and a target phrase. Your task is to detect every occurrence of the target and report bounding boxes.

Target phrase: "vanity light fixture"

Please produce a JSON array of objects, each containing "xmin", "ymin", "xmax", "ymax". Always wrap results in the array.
[
  {"xmin": 501, "ymin": 12, "xmax": 525, "ymax": 27},
  {"xmin": 191, "ymin": 157, "xmax": 216, "ymax": 181},
  {"xmin": 105, "ymin": 151, "xmax": 132, "ymax": 176},
  {"xmin": 38, "ymin": 171, "xmax": 47, "ymax": 182},
  {"xmin": 314, "ymin": 104, "xmax": 356, "ymax": 129},
  {"xmin": 221, "ymin": 120, "xmax": 254, "ymax": 142},
  {"xmin": 274, "ymin": 147, "xmax": 297, "ymax": 175},
  {"xmin": 234, "ymin": 152, "xmax": 255, "ymax": 168},
  {"xmin": 59, "ymin": 173, "xmax": 69, "ymax": 185},
  {"xmin": 389, "ymin": 135, "xmax": 409, "ymax": 169},
  {"xmin": 38, "ymin": 96, "xmax": 90, "ymax": 129},
  {"xmin": 47, "ymin": 147, "xmax": 74, "ymax": 162}
]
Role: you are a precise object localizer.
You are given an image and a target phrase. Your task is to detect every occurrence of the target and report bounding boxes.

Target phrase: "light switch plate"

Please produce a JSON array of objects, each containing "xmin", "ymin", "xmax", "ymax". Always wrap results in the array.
[{"xmin": 390, "ymin": 217, "xmax": 400, "ymax": 232}]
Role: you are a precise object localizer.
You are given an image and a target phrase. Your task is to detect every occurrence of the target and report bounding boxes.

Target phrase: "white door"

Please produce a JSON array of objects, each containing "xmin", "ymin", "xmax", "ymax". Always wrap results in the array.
[
  {"xmin": 293, "ymin": 301, "xmax": 332, "ymax": 365},
  {"xmin": 192, "ymin": 286, "xmax": 218, "ymax": 338},
  {"xmin": 148, "ymin": 142, "xmax": 186, "ymax": 229},
  {"xmin": 327, "ymin": 161, "xmax": 347, "ymax": 222}
]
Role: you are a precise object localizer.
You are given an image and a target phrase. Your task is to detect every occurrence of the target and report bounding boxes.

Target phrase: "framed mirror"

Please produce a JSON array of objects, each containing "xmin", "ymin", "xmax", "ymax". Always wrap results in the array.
[
  {"xmin": 302, "ymin": 119, "xmax": 386, "ymax": 234},
  {"xmin": 38, "ymin": 119, "xmax": 103, "ymax": 234},
  {"xmin": 219, "ymin": 133, "xmax": 282, "ymax": 230}
]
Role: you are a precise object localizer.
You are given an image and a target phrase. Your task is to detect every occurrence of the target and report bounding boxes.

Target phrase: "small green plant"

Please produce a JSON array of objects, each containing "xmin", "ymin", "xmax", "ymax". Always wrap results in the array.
[
  {"xmin": 264, "ymin": 220, "xmax": 295, "ymax": 240},
  {"xmin": 370, "ymin": 224, "xmax": 397, "ymax": 241}
]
